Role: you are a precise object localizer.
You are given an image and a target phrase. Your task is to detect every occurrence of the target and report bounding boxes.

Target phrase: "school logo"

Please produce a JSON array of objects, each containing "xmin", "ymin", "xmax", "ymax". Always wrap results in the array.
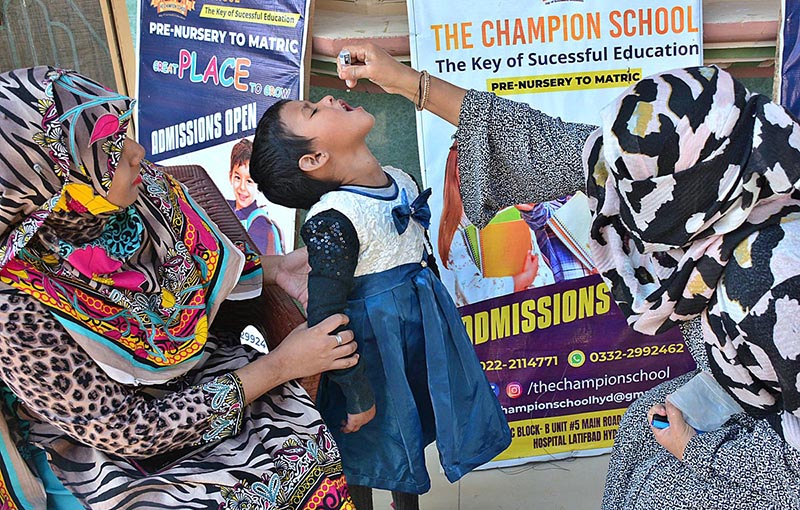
[{"xmin": 151, "ymin": 0, "xmax": 196, "ymax": 17}]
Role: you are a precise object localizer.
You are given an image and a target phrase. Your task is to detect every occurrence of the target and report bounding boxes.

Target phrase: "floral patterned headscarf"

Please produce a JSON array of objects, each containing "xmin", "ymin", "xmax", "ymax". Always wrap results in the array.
[
  {"xmin": 585, "ymin": 65, "xmax": 800, "ymax": 441},
  {"xmin": 0, "ymin": 67, "xmax": 249, "ymax": 384}
]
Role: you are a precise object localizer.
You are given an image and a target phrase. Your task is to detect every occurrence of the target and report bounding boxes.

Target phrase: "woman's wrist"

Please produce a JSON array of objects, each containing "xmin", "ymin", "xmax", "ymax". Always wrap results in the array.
[
  {"xmin": 236, "ymin": 351, "xmax": 292, "ymax": 405},
  {"xmin": 260, "ymin": 254, "xmax": 282, "ymax": 285},
  {"xmin": 393, "ymin": 67, "xmax": 424, "ymax": 102}
]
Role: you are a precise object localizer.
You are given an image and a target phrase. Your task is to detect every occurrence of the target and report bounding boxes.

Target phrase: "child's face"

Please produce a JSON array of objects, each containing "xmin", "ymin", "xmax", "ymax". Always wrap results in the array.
[
  {"xmin": 281, "ymin": 96, "xmax": 374, "ymax": 157},
  {"xmin": 230, "ymin": 162, "xmax": 256, "ymax": 209}
]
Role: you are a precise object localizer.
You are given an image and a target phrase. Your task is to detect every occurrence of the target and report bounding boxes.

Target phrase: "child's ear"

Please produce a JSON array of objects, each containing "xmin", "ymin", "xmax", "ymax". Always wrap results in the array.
[{"xmin": 298, "ymin": 151, "xmax": 329, "ymax": 173}]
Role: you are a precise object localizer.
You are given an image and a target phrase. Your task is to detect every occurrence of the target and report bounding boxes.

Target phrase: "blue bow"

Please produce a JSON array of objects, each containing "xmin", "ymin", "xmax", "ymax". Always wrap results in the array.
[{"xmin": 391, "ymin": 188, "xmax": 432, "ymax": 234}]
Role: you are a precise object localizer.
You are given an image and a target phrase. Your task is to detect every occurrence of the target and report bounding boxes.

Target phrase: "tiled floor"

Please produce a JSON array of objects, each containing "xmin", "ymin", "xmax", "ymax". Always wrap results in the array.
[{"xmin": 370, "ymin": 446, "xmax": 610, "ymax": 510}]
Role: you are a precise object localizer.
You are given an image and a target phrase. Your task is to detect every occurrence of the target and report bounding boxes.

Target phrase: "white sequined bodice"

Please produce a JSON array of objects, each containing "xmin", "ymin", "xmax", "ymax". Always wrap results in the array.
[{"xmin": 307, "ymin": 167, "xmax": 427, "ymax": 277}]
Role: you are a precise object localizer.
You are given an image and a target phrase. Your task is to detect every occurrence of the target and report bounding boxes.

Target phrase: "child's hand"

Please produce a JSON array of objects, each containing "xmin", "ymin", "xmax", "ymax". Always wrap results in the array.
[
  {"xmin": 341, "ymin": 405, "xmax": 376, "ymax": 434},
  {"xmin": 648, "ymin": 400, "xmax": 696, "ymax": 460},
  {"xmin": 513, "ymin": 252, "xmax": 539, "ymax": 291}
]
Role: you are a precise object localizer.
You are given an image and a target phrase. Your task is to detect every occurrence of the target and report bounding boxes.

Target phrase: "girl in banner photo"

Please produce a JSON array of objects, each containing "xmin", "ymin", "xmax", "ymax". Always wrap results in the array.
[
  {"xmin": 438, "ymin": 142, "xmax": 552, "ymax": 306},
  {"xmin": 249, "ymin": 95, "xmax": 511, "ymax": 510},
  {"xmin": 338, "ymin": 44, "xmax": 800, "ymax": 509},
  {"xmin": 227, "ymin": 138, "xmax": 286, "ymax": 256},
  {"xmin": 0, "ymin": 67, "xmax": 360, "ymax": 510}
]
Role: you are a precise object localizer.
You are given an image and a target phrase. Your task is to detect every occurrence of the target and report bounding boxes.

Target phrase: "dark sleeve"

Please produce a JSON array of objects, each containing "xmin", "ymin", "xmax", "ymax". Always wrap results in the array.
[
  {"xmin": 301, "ymin": 211, "xmax": 375, "ymax": 414},
  {"xmin": 455, "ymin": 89, "xmax": 598, "ymax": 229}
]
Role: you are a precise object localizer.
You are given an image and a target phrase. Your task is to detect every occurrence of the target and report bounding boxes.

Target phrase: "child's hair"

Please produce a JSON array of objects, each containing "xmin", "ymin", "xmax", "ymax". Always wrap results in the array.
[
  {"xmin": 251, "ymin": 99, "xmax": 339, "ymax": 210},
  {"xmin": 229, "ymin": 138, "xmax": 252, "ymax": 177}
]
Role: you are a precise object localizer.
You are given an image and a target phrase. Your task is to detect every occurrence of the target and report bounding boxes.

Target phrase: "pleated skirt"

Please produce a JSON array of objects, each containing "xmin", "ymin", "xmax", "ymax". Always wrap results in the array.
[{"xmin": 316, "ymin": 262, "xmax": 511, "ymax": 494}]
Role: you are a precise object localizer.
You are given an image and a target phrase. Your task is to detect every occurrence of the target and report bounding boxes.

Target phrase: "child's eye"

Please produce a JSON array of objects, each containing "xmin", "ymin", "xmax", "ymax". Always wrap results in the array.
[{"xmin": 311, "ymin": 107, "xmax": 318, "ymax": 117}]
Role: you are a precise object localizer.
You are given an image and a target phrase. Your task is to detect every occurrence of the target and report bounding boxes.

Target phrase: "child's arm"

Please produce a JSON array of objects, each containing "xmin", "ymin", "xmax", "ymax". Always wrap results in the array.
[{"xmin": 301, "ymin": 210, "xmax": 376, "ymax": 419}]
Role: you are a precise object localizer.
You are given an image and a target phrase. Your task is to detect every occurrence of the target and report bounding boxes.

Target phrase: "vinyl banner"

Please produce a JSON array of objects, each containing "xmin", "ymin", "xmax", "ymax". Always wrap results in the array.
[
  {"xmin": 780, "ymin": 0, "xmax": 800, "ymax": 115},
  {"xmin": 407, "ymin": 1, "xmax": 703, "ymax": 465},
  {"xmin": 136, "ymin": 0, "xmax": 312, "ymax": 253}
]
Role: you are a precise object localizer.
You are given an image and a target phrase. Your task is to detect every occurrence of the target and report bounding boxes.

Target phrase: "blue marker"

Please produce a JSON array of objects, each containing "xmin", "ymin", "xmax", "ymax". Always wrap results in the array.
[{"xmin": 651, "ymin": 413, "xmax": 670, "ymax": 429}]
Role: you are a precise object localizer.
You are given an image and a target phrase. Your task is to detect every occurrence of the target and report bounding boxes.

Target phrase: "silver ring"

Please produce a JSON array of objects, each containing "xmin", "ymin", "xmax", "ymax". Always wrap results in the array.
[{"xmin": 335, "ymin": 333, "xmax": 343, "ymax": 347}]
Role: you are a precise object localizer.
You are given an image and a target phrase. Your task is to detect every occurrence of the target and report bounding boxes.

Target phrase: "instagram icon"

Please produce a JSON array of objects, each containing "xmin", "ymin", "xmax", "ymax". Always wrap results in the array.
[{"xmin": 506, "ymin": 382, "xmax": 523, "ymax": 399}]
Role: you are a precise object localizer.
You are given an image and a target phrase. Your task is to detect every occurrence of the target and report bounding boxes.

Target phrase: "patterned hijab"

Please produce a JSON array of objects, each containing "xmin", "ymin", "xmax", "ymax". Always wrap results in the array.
[
  {"xmin": 0, "ymin": 67, "xmax": 247, "ymax": 384},
  {"xmin": 585, "ymin": 65, "xmax": 800, "ymax": 440}
]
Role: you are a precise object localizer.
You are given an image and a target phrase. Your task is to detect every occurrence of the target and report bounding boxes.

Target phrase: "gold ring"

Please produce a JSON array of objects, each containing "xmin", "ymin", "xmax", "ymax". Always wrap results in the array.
[{"xmin": 335, "ymin": 333, "xmax": 343, "ymax": 347}]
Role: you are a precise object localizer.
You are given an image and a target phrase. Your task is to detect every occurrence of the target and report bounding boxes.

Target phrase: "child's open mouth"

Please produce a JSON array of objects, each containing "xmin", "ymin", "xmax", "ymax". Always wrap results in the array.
[{"xmin": 339, "ymin": 99, "xmax": 355, "ymax": 112}]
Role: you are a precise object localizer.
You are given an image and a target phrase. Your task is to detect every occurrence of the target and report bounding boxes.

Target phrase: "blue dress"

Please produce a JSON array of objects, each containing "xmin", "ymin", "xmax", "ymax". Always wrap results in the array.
[{"xmin": 303, "ymin": 167, "xmax": 511, "ymax": 494}]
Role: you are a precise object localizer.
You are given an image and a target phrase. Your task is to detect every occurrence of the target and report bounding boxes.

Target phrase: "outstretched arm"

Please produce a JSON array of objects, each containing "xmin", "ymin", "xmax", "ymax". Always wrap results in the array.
[
  {"xmin": 336, "ymin": 43, "xmax": 595, "ymax": 228},
  {"xmin": 337, "ymin": 42, "xmax": 466, "ymax": 126}
]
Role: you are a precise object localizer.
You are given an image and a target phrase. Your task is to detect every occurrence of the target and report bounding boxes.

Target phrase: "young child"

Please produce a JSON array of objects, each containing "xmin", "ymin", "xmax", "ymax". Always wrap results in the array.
[
  {"xmin": 250, "ymin": 95, "xmax": 511, "ymax": 510},
  {"xmin": 227, "ymin": 138, "xmax": 285, "ymax": 256}
]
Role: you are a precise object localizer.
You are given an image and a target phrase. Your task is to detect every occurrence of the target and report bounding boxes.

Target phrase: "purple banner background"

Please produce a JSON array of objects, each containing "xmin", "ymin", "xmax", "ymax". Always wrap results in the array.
[
  {"xmin": 782, "ymin": 0, "xmax": 800, "ymax": 116},
  {"xmin": 461, "ymin": 275, "xmax": 696, "ymax": 424}
]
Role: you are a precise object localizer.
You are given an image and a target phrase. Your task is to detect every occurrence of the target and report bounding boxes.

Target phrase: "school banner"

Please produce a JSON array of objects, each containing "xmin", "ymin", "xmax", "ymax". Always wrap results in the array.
[
  {"xmin": 407, "ymin": 1, "xmax": 703, "ymax": 465},
  {"xmin": 779, "ymin": 0, "xmax": 800, "ymax": 115},
  {"xmin": 135, "ymin": 0, "xmax": 313, "ymax": 254}
]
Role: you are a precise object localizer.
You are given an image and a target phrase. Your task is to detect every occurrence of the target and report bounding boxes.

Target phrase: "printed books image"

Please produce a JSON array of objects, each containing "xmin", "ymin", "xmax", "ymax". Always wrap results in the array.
[
  {"xmin": 465, "ymin": 207, "xmax": 532, "ymax": 277},
  {"xmin": 546, "ymin": 191, "xmax": 595, "ymax": 270}
]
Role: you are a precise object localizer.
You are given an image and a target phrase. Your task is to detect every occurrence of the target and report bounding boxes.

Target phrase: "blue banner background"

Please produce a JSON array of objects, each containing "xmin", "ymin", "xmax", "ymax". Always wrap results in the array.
[{"xmin": 138, "ymin": 0, "xmax": 308, "ymax": 161}]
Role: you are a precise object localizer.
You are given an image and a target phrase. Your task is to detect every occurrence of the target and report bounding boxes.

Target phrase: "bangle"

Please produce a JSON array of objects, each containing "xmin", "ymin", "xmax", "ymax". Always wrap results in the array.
[{"xmin": 416, "ymin": 70, "xmax": 430, "ymax": 111}]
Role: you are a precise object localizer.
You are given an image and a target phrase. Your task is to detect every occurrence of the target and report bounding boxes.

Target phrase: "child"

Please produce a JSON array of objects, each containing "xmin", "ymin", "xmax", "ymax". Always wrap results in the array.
[
  {"xmin": 250, "ymin": 96, "xmax": 511, "ymax": 510},
  {"xmin": 227, "ymin": 138, "xmax": 285, "ymax": 255}
]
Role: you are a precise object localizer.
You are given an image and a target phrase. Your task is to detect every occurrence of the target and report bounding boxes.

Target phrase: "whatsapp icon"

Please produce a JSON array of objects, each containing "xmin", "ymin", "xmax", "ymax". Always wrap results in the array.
[{"xmin": 568, "ymin": 350, "xmax": 586, "ymax": 368}]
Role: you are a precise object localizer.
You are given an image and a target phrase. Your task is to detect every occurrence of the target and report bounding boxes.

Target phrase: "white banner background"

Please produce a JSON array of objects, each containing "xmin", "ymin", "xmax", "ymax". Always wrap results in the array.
[{"xmin": 407, "ymin": 0, "xmax": 703, "ymax": 466}]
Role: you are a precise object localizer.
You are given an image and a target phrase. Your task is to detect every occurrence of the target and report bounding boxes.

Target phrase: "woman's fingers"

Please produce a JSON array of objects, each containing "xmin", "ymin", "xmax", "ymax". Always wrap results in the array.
[
  {"xmin": 336, "ymin": 42, "xmax": 412, "ymax": 95},
  {"xmin": 647, "ymin": 403, "xmax": 667, "ymax": 425},
  {"xmin": 329, "ymin": 352, "xmax": 359, "ymax": 371},
  {"xmin": 339, "ymin": 60, "xmax": 365, "ymax": 88},
  {"xmin": 315, "ymin": 313, "xmax": 350, "ymax": 334},
  {"xmin": 331, "ymin": 329, "xmax": 355, "ymax": 349},
  {"xmin": 664, "ymin": 400, "xmax": 687, "ymax": 425},
  {"xmin": 276, "ymin": 314, "xmax": 358, "ymax": 377}
]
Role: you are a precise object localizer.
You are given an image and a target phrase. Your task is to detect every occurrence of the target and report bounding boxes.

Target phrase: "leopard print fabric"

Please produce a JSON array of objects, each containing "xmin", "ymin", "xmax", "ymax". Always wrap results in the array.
[
  {"xmin": 0, "ymin": 286, "xmax": 245, "ymax": 457},
  {"xmin": 0, "ymin": 285, "xmax": 352, "ymax": 510}
]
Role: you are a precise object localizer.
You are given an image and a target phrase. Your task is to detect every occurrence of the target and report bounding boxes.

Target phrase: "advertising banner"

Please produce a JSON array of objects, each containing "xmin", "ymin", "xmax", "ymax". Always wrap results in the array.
[
  {"xmin": 407, "ymin": 1, "xmax": 703, "ymax": 465},
  {"xmin": 136, "ymin": 0, "xmax": 312, "ymax": 253}
]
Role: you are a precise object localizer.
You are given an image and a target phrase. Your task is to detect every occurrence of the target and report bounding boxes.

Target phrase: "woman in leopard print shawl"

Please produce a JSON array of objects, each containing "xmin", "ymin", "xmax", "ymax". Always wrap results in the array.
[{"xmin": 0, "ymin": 68, "xmax": 358, "ymax": 510}]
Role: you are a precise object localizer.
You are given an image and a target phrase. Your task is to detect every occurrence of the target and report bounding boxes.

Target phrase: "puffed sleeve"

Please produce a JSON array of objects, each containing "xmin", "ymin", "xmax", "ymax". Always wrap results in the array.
[
  {"xmin": 301, "ymin": 210, "xmax": 375, "ymax": 414},
  {"xmin": 0, "ymin": 289, "xmax": 245, "ymax": 459},
  {"xmin": 455, "ymin": 89, "xmax": 597, "ymax": 229}
]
